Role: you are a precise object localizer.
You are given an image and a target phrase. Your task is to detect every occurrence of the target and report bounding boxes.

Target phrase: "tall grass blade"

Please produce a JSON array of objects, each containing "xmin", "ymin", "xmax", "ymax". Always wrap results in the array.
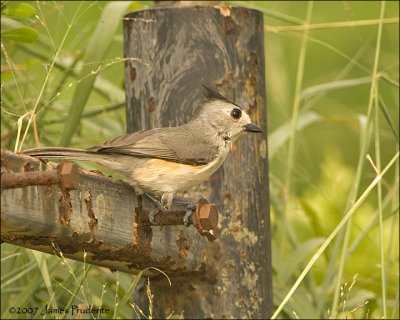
[{"xmin": 300, "ymin": 76, "xmax": 372, "ymax": 100}]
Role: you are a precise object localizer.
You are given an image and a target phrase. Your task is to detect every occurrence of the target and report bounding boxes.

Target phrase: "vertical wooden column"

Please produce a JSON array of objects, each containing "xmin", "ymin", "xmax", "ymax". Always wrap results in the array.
[{"xmin": 124, "ymin": 5, "xmax": 272, "ymax": 318}]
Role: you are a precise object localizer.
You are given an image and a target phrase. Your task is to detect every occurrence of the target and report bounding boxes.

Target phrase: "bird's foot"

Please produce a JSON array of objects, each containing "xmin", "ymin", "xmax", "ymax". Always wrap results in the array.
[
  {"xmin": 144, "ymin": 193, "xmax": 166, "ymax": 225},
  {"xmin": 148, "ymin": 204, "xmax": 166, "ymax": 225},
  {"xmin": 171, "ymin": 199, "xmax": 197, "ymax": 226},
  {"xmin": 183, "ymin": 203, "xmax": 196, "ymax": 227}
]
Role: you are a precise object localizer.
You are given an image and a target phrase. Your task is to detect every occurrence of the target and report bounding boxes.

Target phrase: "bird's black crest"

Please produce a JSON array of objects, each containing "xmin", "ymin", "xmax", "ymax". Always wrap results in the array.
[{"xmin": 202, "ymin": 85, "xmax": 242, "ymax": 109}]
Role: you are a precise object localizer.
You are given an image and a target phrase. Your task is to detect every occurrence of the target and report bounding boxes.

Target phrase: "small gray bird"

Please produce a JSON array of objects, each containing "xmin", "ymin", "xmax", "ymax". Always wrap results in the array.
[{"xmin": 25, "ymin": 86, "xmax": 263, "ymax": 224}]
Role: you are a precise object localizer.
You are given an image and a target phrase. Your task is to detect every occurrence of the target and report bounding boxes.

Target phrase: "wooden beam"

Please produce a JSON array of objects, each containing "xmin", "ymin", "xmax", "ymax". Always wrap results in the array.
[{"xmin": 1, "ymin": 150, "xmax": 217, "ymax": 276}]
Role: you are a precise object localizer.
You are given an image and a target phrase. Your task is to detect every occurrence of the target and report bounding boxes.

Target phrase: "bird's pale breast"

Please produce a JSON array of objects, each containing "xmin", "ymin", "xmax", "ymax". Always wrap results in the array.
[{"xmin": 131, "ymin": 153, "xmax": 227, "ymax": 194}]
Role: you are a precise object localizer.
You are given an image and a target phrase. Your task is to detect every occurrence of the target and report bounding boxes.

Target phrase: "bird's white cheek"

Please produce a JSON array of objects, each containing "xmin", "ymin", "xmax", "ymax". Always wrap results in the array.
[{"xmin": 231, "ymin": 130, "xmax": 245, "ymax": 143}]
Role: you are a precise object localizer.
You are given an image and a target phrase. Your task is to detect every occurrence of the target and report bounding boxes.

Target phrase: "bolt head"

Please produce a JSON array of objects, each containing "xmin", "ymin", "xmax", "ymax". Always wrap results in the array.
[
  {"xmin": 59, "ymin": 162, "xmax": 80, "ymax": 190},
  {"xmin": 197, "ymin": 199, "xmax": 219, "ymax": 230}
]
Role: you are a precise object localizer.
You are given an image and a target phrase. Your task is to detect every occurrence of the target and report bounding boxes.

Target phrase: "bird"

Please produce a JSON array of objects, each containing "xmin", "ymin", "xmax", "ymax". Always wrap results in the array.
[{"xmin": 24, "ymin": 86, "xmax": 263, "ymax": 224}]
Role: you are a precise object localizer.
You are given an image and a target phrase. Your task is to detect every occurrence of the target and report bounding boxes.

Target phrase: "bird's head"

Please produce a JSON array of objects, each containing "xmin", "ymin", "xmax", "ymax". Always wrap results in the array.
[{"xmin": 196, "ymin": 86, "xmax": 263, "ymax": 142}]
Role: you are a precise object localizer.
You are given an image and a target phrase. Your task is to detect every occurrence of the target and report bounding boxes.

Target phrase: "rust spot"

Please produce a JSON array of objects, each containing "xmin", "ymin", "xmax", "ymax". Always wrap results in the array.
[
  {"xmin": 219, "ymin": 6, "xmax": 231, "ymax": 17},
  {"xmin": 239, "ymin": 250, "xmax": 247, "ymax": 261},
  {"xmin": 245, "ymin": 52, "xmax": 259, "ymax": 115},
  {"xmin": 206, "ymin": 265, "xmax": 219, "ymax": 284},
  {"xmin": 224, "ymin": 192, "xmax": 232, "ymax": 202},
  {"xmin": 231, "ymin": 143, "xmax": 238, "ymax": 153},
  {"xmin": 176, "ymin": 230, "xmax": 189, "ymax": 259},
  {"xmin": 245, "ymin": 77, "xmax": 255, "ymax": 97},
  {"xmin": 146, "ymin": 97, "xmax": 156, "ymax": 113},
  {"xmin": 2, "ymin": 233, "xmax": 203, "ymax": 276},
  {"xmin": 225, "ymin": 259, "xmax": 236, "ymax": 271},
  {"xmin": 84, "ymin": 191, "xmax": 98, "ymax": 231},
  {"xmin": 223, "ymin": 191, "xmax": 236, "ymax": 209},
  {"xmin": 68, "ymin": 231, "xmax": 102, "ymax": 247},
  {"xmin": 222, "ymin": 16, "xmax": 237, "ymax": 35},
  {"xmin": 198, "ymin": 262, "xmax": 206, "ymax": 273},
  {"xmin": 23, "ymin": 161, "xmax": 35, "ymax": 172},
  {"xmin": 133, "ymin": 222, "xmax": 140, "ymax": 246},
  {"xmin": 237, "ymin": 299, "xmax": 246, "ymax": 307},
  {"xmin": 130, "ymin": 67, "xmax": 137, "ymax": 83},
  {"xmin": 72, "ymin": 232, "xmax": 79, "ymax": 241},
  {"xmin": 58, "ymin": 191, "xmax": 72, "ymax": 226},
  {"xmin": 212, "ymin": 241, "xmax": 222, "ymax": 261},
  {"xmin": 44, "ymin": 185, "xmax": 53, "ymax": 200},
  {"xmin": 232, "ymin": 223, "xmax": 241, "ymax": 233},
  {"xmin": 215, "ymin": 73, "xmax": 235, "ymax": 94},
  {"xmin": 238, "ymin": 6, "xmax": 250, "ymax": 20},
  {"xmin": 2, "ymin": 234, "xmax": 16, "ymax": 242},
  {"xmin": 134, "ymin": 206, "xmax": 153, "ymax": 253},
  {"xmin": 189, "ymin": 284, "xmax": 196, "ymax": 292}
]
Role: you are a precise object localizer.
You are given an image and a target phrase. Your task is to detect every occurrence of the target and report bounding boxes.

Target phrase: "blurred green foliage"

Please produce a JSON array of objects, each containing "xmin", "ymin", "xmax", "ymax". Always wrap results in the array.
[{"xmin": 1, "ymin": 1, "xmax": 398, "ymax": 319}]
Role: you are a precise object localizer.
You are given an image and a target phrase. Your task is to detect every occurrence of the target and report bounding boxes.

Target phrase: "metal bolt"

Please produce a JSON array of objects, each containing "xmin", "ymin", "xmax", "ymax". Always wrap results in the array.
[
  {"xmin": 1, "ymin": 162, "xmax": 80, "ymax": 190},
  {"xmin": 139, "ymin": 198, "xmax": 219, "ymax": 240}
]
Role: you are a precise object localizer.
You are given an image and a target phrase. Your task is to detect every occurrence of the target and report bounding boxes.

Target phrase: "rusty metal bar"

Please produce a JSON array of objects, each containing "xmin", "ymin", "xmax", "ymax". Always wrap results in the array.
[{"xmin": 1, "ymin": 162, "xmax": 80, "ymax": 190}]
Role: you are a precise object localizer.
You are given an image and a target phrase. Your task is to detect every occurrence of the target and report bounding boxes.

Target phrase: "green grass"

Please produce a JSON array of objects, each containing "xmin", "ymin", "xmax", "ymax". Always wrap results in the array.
[{"xmin": 1, "ymin": 1, "xmax": 399, "ymax": 319}]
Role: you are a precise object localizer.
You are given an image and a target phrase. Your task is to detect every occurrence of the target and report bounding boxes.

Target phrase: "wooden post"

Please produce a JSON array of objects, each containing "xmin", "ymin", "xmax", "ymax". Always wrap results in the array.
[{"xmin": 124, "ymin": 5, "xmax": 272, "ymax": 318}]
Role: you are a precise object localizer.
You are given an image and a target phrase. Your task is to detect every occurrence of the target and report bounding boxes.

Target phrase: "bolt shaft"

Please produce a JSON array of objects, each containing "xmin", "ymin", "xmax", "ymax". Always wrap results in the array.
[
  {"xmin": 1, "ymin": 171, "xmax": 59, "ymax": 189},
  {"xmin": 1, "ymin": 162, "xmax": 80, "ymax": 190}
]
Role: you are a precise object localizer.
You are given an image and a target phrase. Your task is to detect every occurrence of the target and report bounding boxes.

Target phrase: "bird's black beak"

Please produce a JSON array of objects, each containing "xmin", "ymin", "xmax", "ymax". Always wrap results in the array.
[{"xmin": 244, "ymin": 123, "xmax": 264, "ymax": 133}]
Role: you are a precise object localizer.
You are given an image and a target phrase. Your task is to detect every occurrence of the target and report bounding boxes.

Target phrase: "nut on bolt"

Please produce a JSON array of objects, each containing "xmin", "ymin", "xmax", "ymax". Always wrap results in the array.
[
  {"xmin": 196, "ymin": 198, "xmax": 218, "ymax": 230},
  {"xmin": 192, "ymin": 198, "xmax": 219, "ymax": 241}
]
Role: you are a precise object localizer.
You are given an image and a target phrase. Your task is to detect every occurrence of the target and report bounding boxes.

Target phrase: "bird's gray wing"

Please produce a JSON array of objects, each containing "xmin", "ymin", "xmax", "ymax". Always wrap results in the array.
[{"xmin": 90, "ymin": 127, "xmax": 219, "ymax": 166}]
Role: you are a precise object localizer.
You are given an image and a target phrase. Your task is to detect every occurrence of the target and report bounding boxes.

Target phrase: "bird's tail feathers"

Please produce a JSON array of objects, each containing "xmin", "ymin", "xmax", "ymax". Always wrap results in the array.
[
  {"xmin": 23, "ymin": 147, "xmax": 135, "ymax": 177},
  {"xmin": 23, "ymin": 147, "xmax": 99, "ymax": 162}
]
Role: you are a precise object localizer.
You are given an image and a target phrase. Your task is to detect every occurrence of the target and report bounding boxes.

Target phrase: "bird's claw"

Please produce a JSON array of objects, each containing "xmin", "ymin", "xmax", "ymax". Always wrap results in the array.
[
  {"xmin": 183, "ymin": 203, "xmax": 196, "ymax": 227},
  {"xmin": 146, "ymin": 195, "xmax": 196, "ymax": 226},
  {"xmin": 148, "ymin": 205, "xmax": 165, "ymax": 225}
]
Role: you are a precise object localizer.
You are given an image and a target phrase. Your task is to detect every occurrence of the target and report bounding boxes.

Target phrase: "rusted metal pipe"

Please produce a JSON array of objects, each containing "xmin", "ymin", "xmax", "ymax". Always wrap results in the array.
[{"xmin": 1, "ymin": 162, "xmax": 80, "ymax": 190}]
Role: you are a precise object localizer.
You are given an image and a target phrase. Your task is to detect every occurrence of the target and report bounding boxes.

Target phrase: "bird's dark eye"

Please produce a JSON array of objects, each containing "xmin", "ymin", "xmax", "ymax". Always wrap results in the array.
[{"xmin": 230, "ymin": 108, "xmax": 242, "ymax": 119}]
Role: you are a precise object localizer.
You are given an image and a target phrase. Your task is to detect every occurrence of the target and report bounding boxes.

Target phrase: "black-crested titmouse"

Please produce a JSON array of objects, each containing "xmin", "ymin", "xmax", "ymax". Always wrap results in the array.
[{"xmin": 24, "ymin": 86, "xmax": 263, "ymax": 224}]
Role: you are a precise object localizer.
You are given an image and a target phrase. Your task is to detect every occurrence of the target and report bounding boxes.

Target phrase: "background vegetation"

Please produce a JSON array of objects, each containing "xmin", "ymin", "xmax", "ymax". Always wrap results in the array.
[{"xmin": 1, "ymin": 1, "xmax": 398, "ymax": 319}]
